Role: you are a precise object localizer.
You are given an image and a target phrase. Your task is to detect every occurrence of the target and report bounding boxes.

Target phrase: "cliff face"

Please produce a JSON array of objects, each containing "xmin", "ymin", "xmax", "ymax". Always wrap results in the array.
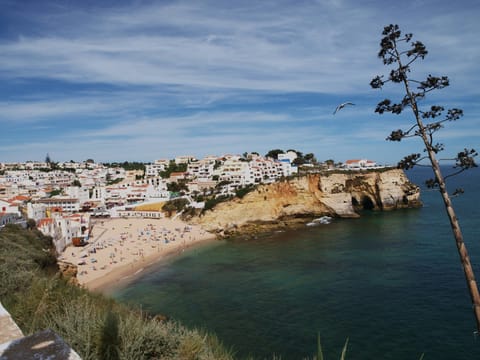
[
  {"xmin": 57, "ymin": 260, "xmax": 79, "ymax": 285},
  {"xmin": 194, "ymin": 169, "xmax": 421, "ymax": 234}
]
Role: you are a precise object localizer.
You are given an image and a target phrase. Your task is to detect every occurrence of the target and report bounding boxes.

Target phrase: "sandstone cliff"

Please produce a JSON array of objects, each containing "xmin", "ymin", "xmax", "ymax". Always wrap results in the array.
[
  {"xmin": 57, "ymin": 260, "xmax": 79, "ymax": 285},
  {"xmin": 194, "ymin": 168, "xmax": 421, "ymax": 235}
]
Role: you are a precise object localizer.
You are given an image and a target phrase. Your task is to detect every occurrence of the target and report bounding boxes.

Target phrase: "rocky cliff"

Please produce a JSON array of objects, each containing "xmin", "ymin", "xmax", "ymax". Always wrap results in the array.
[
  {"xmin": 194, "ymin": 168, "xmax": 421, "ymax": 236},
  {"xmin": 57, "ymin": 260, "xmax": 79, "ymax": 285}
]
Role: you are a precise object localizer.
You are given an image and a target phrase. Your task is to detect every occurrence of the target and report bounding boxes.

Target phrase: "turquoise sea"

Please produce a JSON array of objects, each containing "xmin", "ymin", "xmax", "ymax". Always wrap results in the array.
[{"xmin": 112, "ymin": 166, "xmax": 480, "ymax": 359}]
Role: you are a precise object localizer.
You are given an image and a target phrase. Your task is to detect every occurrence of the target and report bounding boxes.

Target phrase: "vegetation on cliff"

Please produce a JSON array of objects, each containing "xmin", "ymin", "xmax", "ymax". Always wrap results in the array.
[
  {"xmin": 0, "ymin": 224, "xmax": 233, "ymax": 360},
  {"xmin": 0, "ymin": 224, "xmax": 353, "ymax": 359}
]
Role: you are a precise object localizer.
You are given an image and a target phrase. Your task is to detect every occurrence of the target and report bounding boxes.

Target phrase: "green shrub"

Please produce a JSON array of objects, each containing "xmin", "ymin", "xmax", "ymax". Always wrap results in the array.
[
  {"xmin": 235, "ymin": 185, "xmax": 256, "ymax": 199},
  {"xmin": 203, "ymin": 195, "xmax": 231, "ymax": 212},
  {"xmin": 0, "ymin": 225, "xmax": 234, "ymax": 360}
]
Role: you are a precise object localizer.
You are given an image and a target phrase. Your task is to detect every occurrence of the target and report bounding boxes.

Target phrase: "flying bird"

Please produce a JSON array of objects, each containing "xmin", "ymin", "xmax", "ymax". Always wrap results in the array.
[{"xmin": 333, "ymin": 102, "xmax": 355, "ymax": 115}]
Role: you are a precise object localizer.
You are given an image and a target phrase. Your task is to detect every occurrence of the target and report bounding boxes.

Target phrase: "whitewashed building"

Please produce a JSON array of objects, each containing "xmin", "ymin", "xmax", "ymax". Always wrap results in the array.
[
  {"xmin": 175, "ymin": 155, "xmax": 196, "ymax": 164},
  {"xmin": 33, "ymin": 197, "xmax": 80, "ymax": 213},
  {"xmin": 187, "ymin": 158, "xmax": 216, "ymax": 180},
  {"xmin": 0, "ymin": 199, "xmax": 21, "ymax": 216},
  {"xmin": 218, "ymin": 158, "xmax": 254, "ymax": 186},
  {"xmin": 344, "ymin": 159, "xmax": 377, "ymax": 169},
  {"xmin": 277, "ymin": 150, "xmax": 298, "ymax": 163},
  {"xmin": 145, "ymin": 162, "xmax": 166, "ymax": 177},
  {"xmin": 64, "ymin": 186, "xmax": 90, "ymax": 205},
  {"xmin": 0, "ymin": 198, "xmax": 23, "ymax": 228},
  {"xmin": 37, "ymin": 213, "xmax": 89, "ymax": 253}
]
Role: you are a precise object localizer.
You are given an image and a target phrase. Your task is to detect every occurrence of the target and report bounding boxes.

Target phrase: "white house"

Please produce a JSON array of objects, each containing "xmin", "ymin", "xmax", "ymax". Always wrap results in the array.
[
  {"xmin": 33, "ymin": 197, "xmax": 80, "ymax": 213},
  {"xmin": 278, "ymin": 150, "xmax": 297, "ymax": 163},
  {"xmin": 145, "ymin": 160, "xmax": 168, "ymax": 177},
  {"xmin": 27, "ymin": 202, "xmax": 48, "ymax": 221},
  {"xmin": 344, "ymin": 159, "xmax": 377, "ymax": 169},
  {"xmin": 0, "ymin": 213, "xmax": 24, "ymax": 227},
  {"xmin": 187, "ymin": 158, "xmax": 216, "ymax": 180},
  {"xmin": 0, "ymin": 199, "xmax": 20, "ymax": 216},
  {"xmin": 250, "ymin": 158, "xmax": 280, "ymax": 183},
  {"xmin": 0, "ymin": 197, "xmax": 24, "ymax": 228},
  {"xmin": 218, "ymin": 158, "xmax": 254, "ymax": 187},
  {"xmin": 276, "ymin": 160, "xmax": 298, "ymax": 177},
  {"xmin": 175, "ymin": 155, "xmax": 196, "ymax": 164},
  {"xmin": 187, "ymin": 180, "xmax": 217, "ymax": 194},
  {"xmin": 37, "ymin": 213, "xmax": 89, "ymax": 253},
  {"xmin": 64, "ymin": 186, "xmax": 90, "ymax": 205}
]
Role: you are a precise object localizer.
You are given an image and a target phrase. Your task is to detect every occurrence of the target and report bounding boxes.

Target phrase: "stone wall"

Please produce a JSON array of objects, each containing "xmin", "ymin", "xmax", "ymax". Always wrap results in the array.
[{"xmin": 0, "ymin": 302, "xmax": 82, "ymax": 359}]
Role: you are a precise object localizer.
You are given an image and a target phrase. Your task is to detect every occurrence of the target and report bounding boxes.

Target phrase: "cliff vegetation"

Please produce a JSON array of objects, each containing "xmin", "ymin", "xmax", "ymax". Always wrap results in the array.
[{"xmin": 0, "ymin": 224, "xmax": 233, "ymax": 360}]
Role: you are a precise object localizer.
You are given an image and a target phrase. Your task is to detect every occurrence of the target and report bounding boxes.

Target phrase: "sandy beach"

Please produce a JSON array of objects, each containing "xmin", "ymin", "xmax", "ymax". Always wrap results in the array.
[{"xmin": 60, "ymin": 217, "xmax": 216, "ymax": 292}]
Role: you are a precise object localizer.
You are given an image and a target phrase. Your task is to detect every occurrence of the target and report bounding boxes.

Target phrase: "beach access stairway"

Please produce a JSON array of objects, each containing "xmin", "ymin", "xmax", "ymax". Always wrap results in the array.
[{"xmin": 0, "ymin": 301, "xmax": 81, "ymax": 359}]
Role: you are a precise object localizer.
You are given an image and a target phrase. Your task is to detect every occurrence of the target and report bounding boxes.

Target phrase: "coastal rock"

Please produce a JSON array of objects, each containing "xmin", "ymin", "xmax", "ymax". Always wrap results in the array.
[
  {"xmin": 195, "ymin": 168, "xmax": 421, "ymax": 235},
  {"xmin": 57, "ymin": 260, "xmax": 79, "ymax": 285},
  {"xmin": 320, "ymin": 168, "xmax": 422, "ymax": 212}
]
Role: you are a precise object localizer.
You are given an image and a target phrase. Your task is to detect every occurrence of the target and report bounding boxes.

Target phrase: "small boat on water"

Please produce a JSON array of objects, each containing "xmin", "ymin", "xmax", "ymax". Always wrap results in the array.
[{"xmin": 306, "ymin": 216, "xmax": 333, "ymax": 226}]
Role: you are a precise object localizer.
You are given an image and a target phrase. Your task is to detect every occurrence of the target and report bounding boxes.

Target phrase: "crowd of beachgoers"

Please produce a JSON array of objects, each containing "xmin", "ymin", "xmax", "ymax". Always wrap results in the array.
[{"xmin": 60, "ymin": 217, "xmax": 215, "ymax": 291}]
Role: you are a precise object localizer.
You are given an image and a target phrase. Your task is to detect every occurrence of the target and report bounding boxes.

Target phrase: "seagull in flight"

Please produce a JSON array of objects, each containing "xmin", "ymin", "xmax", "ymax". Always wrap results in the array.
[{"xmin": 333, "ymin": 102, "xmax": 355, "ymax": 114}]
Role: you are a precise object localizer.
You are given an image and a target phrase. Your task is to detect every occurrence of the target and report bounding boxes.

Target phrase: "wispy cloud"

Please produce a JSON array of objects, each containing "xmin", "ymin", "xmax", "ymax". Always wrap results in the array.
[
  {"xmin": 0, "ymin": 98, "xmax": 115, "ymax": 123},
  {"xmin": 0, "ymin": 1, "xmax": 385, "ymax": 93},
  {"xmin": 1, "ymin": 0, "xmax": 479, "ymax": 163},
  {"xmin": 3, "ymin": 1, "xmax": 479, "ymax": 94}
]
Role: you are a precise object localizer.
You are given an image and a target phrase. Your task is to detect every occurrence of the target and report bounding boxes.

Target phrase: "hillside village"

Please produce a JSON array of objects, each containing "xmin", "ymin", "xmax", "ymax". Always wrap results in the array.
[{"xmin": 0, "ymin": 150, "xmax": 382, "ymax": 253}]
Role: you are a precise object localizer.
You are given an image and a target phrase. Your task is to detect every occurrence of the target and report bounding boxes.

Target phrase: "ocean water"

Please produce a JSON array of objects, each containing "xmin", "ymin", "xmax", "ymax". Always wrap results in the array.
[{"xmin": 112, "ymin": 166, "xmax": 480, "ymax": 359}]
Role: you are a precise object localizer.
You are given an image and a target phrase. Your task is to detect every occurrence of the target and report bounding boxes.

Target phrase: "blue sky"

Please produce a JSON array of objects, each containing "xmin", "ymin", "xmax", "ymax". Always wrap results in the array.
[{"xmin": 1, "ymin": 0, "xmax": 479, "ymax": 165}]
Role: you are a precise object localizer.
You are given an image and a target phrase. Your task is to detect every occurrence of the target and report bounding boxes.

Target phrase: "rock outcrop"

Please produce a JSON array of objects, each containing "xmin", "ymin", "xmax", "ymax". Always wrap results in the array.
[
  {"xmin": 194, "ymin": 168, "xmax": 421, "ymax": 236},
  {"xmin": 57, "ymin": 260, "xmax": 79, "ymax": 285}
]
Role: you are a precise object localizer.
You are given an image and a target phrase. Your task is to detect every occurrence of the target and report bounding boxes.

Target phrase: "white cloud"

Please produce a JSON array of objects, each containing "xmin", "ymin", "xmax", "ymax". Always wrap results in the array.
[
  {"xmin": 0, "ymin": 98, "xmax": 114, "ymax": 122},
  {"xmin": 0, "ymin": 1, "xmax": 395, "ymax": 93},
  {"xmin": 1, "ymin": 0, "xmax": 479, "ymax": 163}
]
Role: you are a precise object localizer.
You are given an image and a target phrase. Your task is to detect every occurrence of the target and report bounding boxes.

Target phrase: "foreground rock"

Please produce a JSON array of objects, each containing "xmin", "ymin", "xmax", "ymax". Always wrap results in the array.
[{"xmin": 194, "ymin": 169, "xmax": 421, "ymax": 237}]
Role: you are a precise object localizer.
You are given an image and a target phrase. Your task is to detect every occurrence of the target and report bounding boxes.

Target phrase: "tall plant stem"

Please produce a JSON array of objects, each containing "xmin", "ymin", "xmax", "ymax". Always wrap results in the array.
[{"xmin": 396, "ymin": 45, "xmax": 480, "ymax": 332}]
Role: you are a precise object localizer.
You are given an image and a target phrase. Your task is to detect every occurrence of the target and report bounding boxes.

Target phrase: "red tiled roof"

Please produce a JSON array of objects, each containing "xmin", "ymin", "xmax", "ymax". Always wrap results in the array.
[
  {"xmin": 345, "ymin": 159, "xmax": 376, "ymax": 164},
  {"xmin": 8, "ymin": 195, "xmax": 30, "ymax": 202},
  {"xmin": 37, "ymin": 218, "xmax": 54, "ymax": 227}
]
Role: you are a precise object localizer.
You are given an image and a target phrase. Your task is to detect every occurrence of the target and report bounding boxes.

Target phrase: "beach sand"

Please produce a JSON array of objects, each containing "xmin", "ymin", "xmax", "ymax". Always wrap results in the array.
[{"xmin": 59, "ymin": 217, "xmax": 216, "ymax": 292}]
